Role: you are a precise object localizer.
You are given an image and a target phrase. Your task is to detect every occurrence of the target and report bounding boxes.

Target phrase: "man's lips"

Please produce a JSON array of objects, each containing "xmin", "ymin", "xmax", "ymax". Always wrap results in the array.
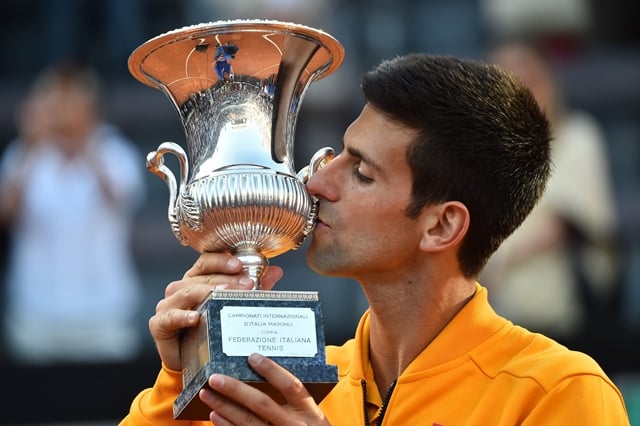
[{"xmin": 314, "ymin": 217, "xmax": 329, "ymax": 229}]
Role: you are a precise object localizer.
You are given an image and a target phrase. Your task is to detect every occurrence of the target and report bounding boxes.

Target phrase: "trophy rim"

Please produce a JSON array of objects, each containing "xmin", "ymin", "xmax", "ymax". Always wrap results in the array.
[{"xmin": 128, "ymin": 19, "xmax": 345, "ymax": 88}]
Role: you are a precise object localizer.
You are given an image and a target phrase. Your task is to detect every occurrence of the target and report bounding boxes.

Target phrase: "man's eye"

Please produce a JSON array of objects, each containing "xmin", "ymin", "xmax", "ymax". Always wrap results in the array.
[{"xmin": 353, "ymin": 164, "xmax": 373, "ymax": 183}]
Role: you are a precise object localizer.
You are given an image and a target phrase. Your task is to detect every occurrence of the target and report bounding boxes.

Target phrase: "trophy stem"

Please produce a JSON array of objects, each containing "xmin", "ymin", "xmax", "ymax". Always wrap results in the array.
[{"xmin": 235, "ymin": 247, "xmax": 268, "ymax": 289}]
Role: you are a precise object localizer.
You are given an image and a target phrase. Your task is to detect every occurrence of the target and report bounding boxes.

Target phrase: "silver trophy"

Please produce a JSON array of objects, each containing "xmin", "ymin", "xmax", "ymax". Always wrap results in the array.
[{"xmin": 128, "ymin": 20, "xmax": 344, "ymax": 419}]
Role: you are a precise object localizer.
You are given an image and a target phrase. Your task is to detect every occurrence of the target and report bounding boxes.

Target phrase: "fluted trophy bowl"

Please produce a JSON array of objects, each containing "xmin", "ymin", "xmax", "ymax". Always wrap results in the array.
[{"xmin": 128, "ymin": 20, "xmax": 343, "ymax": 288}]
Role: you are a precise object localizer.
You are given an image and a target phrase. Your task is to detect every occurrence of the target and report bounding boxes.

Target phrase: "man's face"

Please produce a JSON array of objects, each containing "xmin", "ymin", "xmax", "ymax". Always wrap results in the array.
[
  {"xmin": 305, "ymin": 104, "xmax": 424, "ymax": 282},
  {"xmin": 49, "ymin": 85, "xmax": 96, "ymax": 156}
]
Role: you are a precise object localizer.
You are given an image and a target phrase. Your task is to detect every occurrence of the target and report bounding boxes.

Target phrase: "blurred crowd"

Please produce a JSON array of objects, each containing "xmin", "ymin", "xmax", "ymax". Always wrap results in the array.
[{"xmin": 0, "ymin": 0, "xmax": 639, "ymax": 422}]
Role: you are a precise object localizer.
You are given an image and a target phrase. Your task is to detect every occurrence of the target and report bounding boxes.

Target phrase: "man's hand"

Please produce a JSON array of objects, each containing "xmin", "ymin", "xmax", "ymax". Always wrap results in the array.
[
  {"xmin": 200, "ymin": 353, "xmax": 330, "ymax": 426},
  {"xmin": 148, "ymin": 252, "xmax": 283, "ymax": 371}
]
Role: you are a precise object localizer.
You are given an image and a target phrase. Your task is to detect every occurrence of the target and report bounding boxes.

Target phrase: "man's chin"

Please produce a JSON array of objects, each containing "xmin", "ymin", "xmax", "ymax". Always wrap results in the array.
[{"xmin": 306, "ymin": 246, "xmax": 343, "ymax": 277}]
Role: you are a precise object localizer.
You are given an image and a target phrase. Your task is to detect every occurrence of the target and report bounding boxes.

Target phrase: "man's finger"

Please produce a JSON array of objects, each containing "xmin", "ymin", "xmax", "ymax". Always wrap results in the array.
[
  {"xmin": 259, "ymin": 266, "xmax": 284, "ymax": 291},
  {"xmin": 247, "ymin": 353, "xmax": 311, "ymax": 405},
  {"xmin": 203, "ymin": 375, "xmax": 283, "ymax": 425},
  {"xmin": 184, "ymin": 253, "xmax": 244, "ymax": 278},
  {"xmin": 149, "ymin": 308, "xmax": 200, "ymax": 338}
]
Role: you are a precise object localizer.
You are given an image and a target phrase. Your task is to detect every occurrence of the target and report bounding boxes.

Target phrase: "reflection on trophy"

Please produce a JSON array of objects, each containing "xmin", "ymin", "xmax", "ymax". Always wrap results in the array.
[{"xmin": 128, "ymin": 20, "xmax": 344, "ymax": 419}]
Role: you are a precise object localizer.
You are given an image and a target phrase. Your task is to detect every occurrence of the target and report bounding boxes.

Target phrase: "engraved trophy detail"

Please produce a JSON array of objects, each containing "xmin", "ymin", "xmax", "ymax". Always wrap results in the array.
[{"xmin": 128, "ymin": 20, "xmax": 344, "ymax": 420}]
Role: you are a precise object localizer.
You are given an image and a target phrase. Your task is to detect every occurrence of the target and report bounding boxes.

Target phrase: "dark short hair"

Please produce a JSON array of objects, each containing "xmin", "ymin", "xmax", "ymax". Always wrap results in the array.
[{"xmin": 361, "ymin": 54, "xmax": 552, "ymax": 278}]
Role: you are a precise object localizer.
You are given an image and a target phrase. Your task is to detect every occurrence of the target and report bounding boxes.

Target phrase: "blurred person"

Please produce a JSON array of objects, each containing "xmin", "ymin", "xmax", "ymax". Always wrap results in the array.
[
  {"xmin": 120, "ymin": 54, "xmax": 628, "ymax": 425},
  {"xmin": 482, "ymin": 41, "xmax": 620, "ymax": 338},
  {"xmin": 0, "ymin": 62, "xmax": 146, "ymax": 364}
]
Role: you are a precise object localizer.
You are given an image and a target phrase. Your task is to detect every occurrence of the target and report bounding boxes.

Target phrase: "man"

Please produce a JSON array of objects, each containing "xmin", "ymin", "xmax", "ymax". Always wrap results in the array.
[
  {"xmin": 482, "ymin": 41, "xmax": 620, "ymax": 338},
  {"xmin": 121, "ymin": 54, "xmax": 629, "ymax": 425},
  {"xmin": 213, "ymin": 42, "xmax": 238, "ymax": 81},
  {"xmin": 1, "ymin": 62, "xmax": 145, "ymax": 364}
]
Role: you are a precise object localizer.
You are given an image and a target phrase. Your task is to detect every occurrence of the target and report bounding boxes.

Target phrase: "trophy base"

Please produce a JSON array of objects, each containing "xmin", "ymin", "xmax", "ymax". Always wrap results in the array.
[
  {"xmin": 174, "ymin": 360, "xmax": 338, "ymax": 420},
  {"xmin": 173, "ymin": 289, "xmax": 338, "ymax": 420}
]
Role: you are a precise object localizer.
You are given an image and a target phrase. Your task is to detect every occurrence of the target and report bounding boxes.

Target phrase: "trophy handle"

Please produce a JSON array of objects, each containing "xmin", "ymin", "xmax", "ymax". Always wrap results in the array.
[
  {"xmin": 146, "ymin": 142, "xmax": 190, "ymax": 245},
  {"xmin": 296, "ymin": 147, "xmax": 335, "ymax": 183}
]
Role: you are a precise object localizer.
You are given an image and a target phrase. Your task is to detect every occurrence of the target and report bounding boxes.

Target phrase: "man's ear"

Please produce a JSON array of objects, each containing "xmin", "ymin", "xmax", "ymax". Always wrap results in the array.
[{"xmin": 419, "ymin": 201, "xmax": 470, "ymax": 252}]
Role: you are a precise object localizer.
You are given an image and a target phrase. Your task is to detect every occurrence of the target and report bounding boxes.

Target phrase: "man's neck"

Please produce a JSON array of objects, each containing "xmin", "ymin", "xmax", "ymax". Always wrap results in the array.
[{"xmin": 365, "ymin": 277, "xmax": 476, "ymax": 393}]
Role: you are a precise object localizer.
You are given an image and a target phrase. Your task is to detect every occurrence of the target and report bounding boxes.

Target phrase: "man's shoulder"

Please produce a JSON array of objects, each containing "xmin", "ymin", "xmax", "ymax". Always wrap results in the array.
[{"xmin": 476, "ymin": 325, "xmax": 611, "ymax": 389}]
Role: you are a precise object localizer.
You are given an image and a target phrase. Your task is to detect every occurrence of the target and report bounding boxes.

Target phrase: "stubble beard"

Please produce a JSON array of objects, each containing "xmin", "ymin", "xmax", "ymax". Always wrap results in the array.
[{"xmin": 306, "ymin": 234, "xmax": 348, "ymax": 277}]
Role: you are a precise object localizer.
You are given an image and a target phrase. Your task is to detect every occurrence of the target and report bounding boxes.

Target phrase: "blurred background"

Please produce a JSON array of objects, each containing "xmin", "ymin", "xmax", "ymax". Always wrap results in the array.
[{"xmin": 0, "ymin": 0, "xmax": 638, "ymax": 424}]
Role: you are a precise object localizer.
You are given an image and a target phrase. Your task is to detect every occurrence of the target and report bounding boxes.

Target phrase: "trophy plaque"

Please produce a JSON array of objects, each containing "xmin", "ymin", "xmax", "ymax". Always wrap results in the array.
[{"xmin": 128, "ymin": 20, "xmax": 344, "ymax": 420}]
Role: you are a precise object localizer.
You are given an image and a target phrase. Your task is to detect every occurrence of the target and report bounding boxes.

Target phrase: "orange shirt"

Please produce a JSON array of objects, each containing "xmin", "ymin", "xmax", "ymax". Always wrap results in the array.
[{"xmin": 120, "ymin": 285, "xmax": 629, "ymax": 425}]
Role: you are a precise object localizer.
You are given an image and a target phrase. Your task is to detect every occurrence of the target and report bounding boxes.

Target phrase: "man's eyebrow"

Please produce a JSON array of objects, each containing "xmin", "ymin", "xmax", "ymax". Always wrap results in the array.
[{"xmin": 346, "ymin": 145, "xmax": 383, "ymax": 172}]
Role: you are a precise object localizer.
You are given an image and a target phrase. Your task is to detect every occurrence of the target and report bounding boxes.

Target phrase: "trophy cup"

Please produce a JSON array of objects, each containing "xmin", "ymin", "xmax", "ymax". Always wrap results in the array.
[{"xmin": 128, "ymin": 20, "xmax": 344, "ymax": 419}]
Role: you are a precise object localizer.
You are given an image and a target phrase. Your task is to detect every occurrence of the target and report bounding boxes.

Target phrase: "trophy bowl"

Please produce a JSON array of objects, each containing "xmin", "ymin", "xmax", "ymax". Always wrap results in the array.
[{"xmin": 128, "ymin": 19, "xmax": 343, "ymax": 288}]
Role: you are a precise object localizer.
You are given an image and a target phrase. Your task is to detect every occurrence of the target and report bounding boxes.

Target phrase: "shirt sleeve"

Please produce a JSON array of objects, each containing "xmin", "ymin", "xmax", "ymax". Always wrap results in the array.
[{"xmin": 119, "ymin": 363, "xmax": 211, "ymax": 426}]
